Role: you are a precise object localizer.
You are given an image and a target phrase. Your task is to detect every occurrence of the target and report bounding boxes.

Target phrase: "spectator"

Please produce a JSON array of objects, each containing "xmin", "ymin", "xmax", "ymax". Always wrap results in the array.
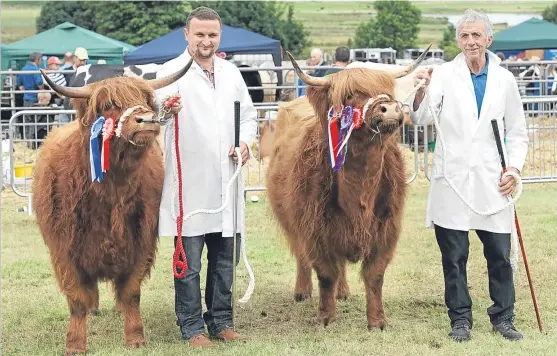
[
  {"xmin": 310, "ymin": 48, "xmax": 329, "ymax": 77},
  {"xmin": 45, "ymin": 56, "xmax": 66, "ymax": 107},
  {"xmin": 16, "ymin": 52, "xmax": 44, "ymax": 107},
  {"xmin": 325, "ymin": 46, "xmax": 351, "ymax": 75},
  {"xmin": 61, "ymin": 51, "xmax": 74, "ymax": 70}
]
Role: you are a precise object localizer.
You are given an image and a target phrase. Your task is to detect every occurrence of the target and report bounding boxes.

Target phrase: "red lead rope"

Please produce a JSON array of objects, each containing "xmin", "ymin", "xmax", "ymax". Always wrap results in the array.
[{"xmin": 165, "ymin": 97, "xmax": 188, "ymax": 279}]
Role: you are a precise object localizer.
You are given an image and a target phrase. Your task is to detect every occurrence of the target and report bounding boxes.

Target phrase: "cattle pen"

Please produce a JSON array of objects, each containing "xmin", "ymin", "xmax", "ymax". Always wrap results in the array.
[{"xmin": 1, "ymin": 63, "xmax": 557, "ymax": 356}]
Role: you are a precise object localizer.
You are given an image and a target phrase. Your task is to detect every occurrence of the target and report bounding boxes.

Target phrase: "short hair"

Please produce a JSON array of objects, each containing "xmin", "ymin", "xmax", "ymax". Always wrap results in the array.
[
  {"xmin": 29, "ymin": 52, "xmax": 42, "ymax": 62},
  {"xmin": 311, "ymin": 48, "xmax": 323, "ymax": 58},
  {"xmin": 455, "ymin": 9, "xmax": 494, "ymax": 39},
  {"xmin": 334, "ymin": 46, "xmax": 350, "ymax": 63},
  {"xmin": 496, "ymin": 52, "xmax": 505, "ymax": 61},
  {"xmin": 186, "ymin": 6, "xmax": 222, "ymax": 29}
]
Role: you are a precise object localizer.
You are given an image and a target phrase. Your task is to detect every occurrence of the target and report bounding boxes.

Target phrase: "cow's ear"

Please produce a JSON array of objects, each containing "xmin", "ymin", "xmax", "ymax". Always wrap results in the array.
[
  {"xmin": 307, "ymin": 86, "xmax": 330, "ymax": 124},
  {"xmin": 71, "ymin": 98, "xmax": 93, "ymax": 126}
]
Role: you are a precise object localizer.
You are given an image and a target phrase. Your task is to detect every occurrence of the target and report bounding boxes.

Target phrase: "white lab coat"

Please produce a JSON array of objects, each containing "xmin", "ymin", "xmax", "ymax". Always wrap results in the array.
[
  {"xmin": 410, "ymin": 50, "xmax": 529, "ymax": 233},
  {"xmin": 155, "ymin": 49, "xmax": 257, "ymax": 237}
]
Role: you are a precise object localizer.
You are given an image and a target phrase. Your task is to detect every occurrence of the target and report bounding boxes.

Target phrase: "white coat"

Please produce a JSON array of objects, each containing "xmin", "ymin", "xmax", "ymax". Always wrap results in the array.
[
  {"xmin": 154, "ymin": 49, "xmax": 258, "ymax": 238},
  {"xmin": 409, "ymin": 50, "xmax": 529, "ymax": 233}
]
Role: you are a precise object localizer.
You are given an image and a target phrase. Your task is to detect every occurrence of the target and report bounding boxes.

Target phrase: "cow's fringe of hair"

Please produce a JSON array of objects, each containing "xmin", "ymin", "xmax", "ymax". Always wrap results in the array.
[{"xmin": 72, "ymin": 77, "xmax": 156, "ymax": 127}]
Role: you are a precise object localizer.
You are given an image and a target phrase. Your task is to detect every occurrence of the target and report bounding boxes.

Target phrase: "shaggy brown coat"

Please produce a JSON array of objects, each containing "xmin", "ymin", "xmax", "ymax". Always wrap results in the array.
[
  {"xmin": 266, "ymin": 54, "xmax": 426, "ymax": 329},
  {"xmin": 32, "ymin": 64, "xmax": 189, "ymax": 355}
]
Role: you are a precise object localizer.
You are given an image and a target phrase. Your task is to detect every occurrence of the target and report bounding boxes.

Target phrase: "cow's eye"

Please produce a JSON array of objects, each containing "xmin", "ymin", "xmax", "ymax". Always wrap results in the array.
[
  {"xmin": 346, "ymin": 93, "xmax": 353, "ymax": 100},
  {"xmin": 104, "ymin": 102, "xmax": 113, "ymax": 110}
]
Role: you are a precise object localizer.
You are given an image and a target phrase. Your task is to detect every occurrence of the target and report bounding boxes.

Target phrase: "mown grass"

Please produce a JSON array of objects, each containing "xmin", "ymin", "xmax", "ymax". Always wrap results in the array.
[{"xmin": 2, "ymin": 177, "xmax": 556, "ymax": 355}]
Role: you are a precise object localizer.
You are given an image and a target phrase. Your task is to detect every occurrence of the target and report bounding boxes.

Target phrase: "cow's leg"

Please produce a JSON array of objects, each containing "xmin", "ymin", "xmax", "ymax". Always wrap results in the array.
[
  {"xmin": 55, "ymin": 264, "xmax": 97, "ymax": 355},
  {"xmin": 361, "ymin": 247, "xmax": 395, "ymax": 331},
  {"xmin": 294, "ymin": 253, "xmax": 312, "ymax": 302},
  {"xmin": 313, "ymin": 259, "xmax": 340, "ymax": 326},
  {"xmin": 114, "ymin": 266, "xmax": 147, "ymax": 348},
  {"xmin": 336, "ymin": 260, "xmax": 350, "ymax": 301},
  {"xmin": 89, "ymin": 282, "xmax": 100, "ymax": 315}
]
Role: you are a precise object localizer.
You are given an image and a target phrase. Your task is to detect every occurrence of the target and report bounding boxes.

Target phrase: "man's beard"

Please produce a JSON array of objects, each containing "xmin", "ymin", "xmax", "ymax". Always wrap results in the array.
[{"xmin": 197, "ymin": 47, "xmax": 215, "ymax": 59}]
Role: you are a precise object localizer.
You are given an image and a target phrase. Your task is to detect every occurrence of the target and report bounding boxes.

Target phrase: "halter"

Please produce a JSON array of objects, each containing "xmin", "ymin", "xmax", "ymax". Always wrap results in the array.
[
  {"xmin": 327, "ymin": 94, "xmax": 400, "ymax": 172},
  {"xmin": 89, "ymin": 105, "xmax": 159, "ymax": 182}
]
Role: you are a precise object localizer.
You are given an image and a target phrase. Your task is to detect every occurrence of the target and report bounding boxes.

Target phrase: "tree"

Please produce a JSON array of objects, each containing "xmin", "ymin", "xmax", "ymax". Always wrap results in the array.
[
  {"xmin": 189, "ymin": 1, "xmax": 310, "ymax": 56},
  {"xmin": 353, "ymin": 0, "xmax": 421, "ymax": 57},
  {"xmin": 94, "ymin": 1, "xmax": 190, "ymax": 46},
  {"xmin": 439, "ymin": 23, "xmax": 460, "ymax": 61},
  {"xmin": 36, "ymin": 1, "xmax": 97, "ymax": 32},
  {"xmin": 542, "ymin": 3, "xmax": 557, "ymax": 24}
]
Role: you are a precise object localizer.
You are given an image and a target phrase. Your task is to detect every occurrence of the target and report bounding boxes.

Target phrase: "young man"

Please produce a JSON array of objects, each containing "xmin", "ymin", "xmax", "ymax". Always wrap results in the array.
[
  {"xmin": 410, "ymin": 9, "xmax": 528, "ymax": 342},
  {"xmin": 154, "ymin": 6, "xmax": 257, "ymax": 348}
]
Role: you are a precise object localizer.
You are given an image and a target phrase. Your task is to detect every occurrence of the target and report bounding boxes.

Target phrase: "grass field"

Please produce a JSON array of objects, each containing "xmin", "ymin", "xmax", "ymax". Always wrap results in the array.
[
  {"xmin": 2, "ymin": 175, "xmax": 557, "ymax": 355},
  {"xmin": 0, "ymin": 1, "xmax": 551, "ymax": 54}
]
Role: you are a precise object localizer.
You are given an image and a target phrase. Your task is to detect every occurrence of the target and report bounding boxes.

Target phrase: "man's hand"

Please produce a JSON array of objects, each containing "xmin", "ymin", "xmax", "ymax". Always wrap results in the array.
[
  {"xmin": 499, "ymin": 167, "xmax": 520, "ymax": 197},
  {"xmin": 413, "ymin": 67, "xmax": 433, "ymax": 110},
  {"xmin": 165, "ymin": 94, "xmax": 182, "ymax": 114},
  {"xmin": 229, "ymin": 141, "xmax": 249, "ymax": 166}
]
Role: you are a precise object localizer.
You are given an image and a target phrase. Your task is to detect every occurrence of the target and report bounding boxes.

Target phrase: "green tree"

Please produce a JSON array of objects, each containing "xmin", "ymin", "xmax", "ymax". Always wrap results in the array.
[
  {"xmin": 189, "ymin": 1, "xmax": 310, "ymax": 56},
  {"xmin": 94, "ymin": 1, "xmax": 190, "ymax": 46},
  {"xmin": 36, "ymin": 1, "xmax": 97, "ymax": 32},
  {"xmin": 354, "ymin": 0, "xmax": 421, "ymax": 57},
  {"xmin": 439, "ymin": 23, "xmax": 460, "ymax": 61},
  {"xmin": 541, "ymin": 3, "xmax": 557, "ymax": 24}
]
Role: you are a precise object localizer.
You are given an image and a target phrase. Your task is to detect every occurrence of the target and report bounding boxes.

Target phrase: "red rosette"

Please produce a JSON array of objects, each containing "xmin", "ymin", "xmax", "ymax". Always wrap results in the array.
[
  {"xmin": 101, "ymin": 117, "xmax": 115, "ymax": 172},
  {"xmin": 353, "ymin": 107, "xmax": 363, "ymax": 129}
]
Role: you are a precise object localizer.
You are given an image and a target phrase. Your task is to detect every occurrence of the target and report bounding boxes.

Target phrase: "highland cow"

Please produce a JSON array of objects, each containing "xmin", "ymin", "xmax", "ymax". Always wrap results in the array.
[
  {"xmin": 266, "ymin": 47, "xmax": 431, "ymax": 329},
  {"xmin": 32, "ymin": 58, "xmax": 193, "ymax": 355}
]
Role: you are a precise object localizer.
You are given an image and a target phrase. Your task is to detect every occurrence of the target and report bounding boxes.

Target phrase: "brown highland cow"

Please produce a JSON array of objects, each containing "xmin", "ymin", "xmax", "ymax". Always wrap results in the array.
[
  {"xmin": 32, "ymin": 58, "xmax": 193, "ymax": 355},
  {"xmin": 266, "ymin": 47, "xmax": 431, "ymax": 330}
]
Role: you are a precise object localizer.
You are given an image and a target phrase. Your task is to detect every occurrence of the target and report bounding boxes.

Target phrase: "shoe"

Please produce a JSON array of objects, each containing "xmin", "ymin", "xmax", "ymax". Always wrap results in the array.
[
  {"xmin": 188, "ymin": 333, "xmax": 216, "ymax": 348},
  {"xmin": 448, "ymin": 320, "xmax": 472, "ymax": 342},
  {"xmin": 493, "ymin": 319, "xmax": 523, "ymax": 341},
  {"xmin": 211, "ymin": 328, "xmax": 247, "ymax": 342}
]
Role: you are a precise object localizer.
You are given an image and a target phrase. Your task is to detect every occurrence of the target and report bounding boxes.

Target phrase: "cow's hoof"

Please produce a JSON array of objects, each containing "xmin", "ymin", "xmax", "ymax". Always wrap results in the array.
[
  {"xmin": 367, "ymin": 320, "xmax": 388, "ymax": 331},
  {"xmin": 64, "ymin": 347, "xmax": 86, "ymax": 356},
  {"xmin": 126, "ymin": 337, "xmax": 146, "ymax": 348},
  {"xmin": 90, "ymin": 308, "xmax": 102, "ymax": 316},
  {"xmin": 294, "ymin": 293, "xmax": 311, "ymax": 302},
  {"xmin": 317, "ymin": 312, "xmax": 336, "ymax": 327},
  {"xmin": 336, "ymin": 290, "xmax": 350, "ymax": 301}
]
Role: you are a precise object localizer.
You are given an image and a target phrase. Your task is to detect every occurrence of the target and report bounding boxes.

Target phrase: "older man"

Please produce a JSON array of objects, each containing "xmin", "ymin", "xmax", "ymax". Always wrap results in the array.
[{"xmin": 410, "ymin": 9, "xmax": 528, "ymax": 342}]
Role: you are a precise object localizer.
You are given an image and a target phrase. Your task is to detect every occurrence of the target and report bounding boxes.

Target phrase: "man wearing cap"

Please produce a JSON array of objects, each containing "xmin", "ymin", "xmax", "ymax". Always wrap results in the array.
[{"xmin": 45, "ymin": 56, "xmax": 67, "ymax": 110}]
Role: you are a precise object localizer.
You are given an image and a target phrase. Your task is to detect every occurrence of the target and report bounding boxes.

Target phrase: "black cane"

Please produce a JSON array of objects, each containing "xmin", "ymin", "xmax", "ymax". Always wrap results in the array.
[
  {"xmin": 491, "ymin": 119, "xmax": 543, "ymax": 332},
  {"xmin": 232, "ymin": 100, "xmax": 240, "ymax": 328}
]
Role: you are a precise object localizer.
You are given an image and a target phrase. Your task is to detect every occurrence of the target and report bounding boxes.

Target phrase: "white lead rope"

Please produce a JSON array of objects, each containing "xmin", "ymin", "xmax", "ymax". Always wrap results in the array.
[
  {"xmin": 168, "ymin": 118, "xmax": 256, "ymax": 305},
  {"xmin": 403, "ymin": 77, "xmax": 522, "ymax": 273}
]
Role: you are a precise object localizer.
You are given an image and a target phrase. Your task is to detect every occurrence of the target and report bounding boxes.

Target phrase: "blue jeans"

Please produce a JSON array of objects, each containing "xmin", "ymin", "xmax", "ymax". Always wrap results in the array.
[{"xmin": 174, "ymin": 233, "xmax": 241, "ymax": 339}]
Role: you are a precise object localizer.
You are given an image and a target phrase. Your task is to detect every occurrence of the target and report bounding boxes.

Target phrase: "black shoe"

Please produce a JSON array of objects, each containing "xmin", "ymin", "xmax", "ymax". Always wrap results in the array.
[
  {"xmin": 449, "ymin": 320, "xmax": 471, "ymax": 342},
  {"xmin": 493, "ymin": 319, "xmax": 523, "ymax": 341}
]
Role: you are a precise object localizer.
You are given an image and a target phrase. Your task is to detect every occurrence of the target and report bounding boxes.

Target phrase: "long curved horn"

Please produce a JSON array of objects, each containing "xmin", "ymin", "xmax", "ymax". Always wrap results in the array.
[
  {"xmin": 40, "ymin": 69, "xmax": 92, "ymax": 98},
  {"xmin": 147, "ymin": 56, "xmax": 195, "ymax": 90},
  {"xmin": 390, "ymin": 43, "xmax": 433, "ymax": 79},
  {"xmin": 286, "ymin": 51, "xmax": 330, "ymax": 88}
]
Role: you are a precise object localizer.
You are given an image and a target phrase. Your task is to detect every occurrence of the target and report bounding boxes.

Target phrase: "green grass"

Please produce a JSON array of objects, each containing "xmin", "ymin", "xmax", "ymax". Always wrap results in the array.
[
  {"xmin": 2, "ymin": 179, "xmax": 557, "ymax": 355},
  {"xmin": 0, "ymin": 2, "xmax": 41, "ymax": 44}
]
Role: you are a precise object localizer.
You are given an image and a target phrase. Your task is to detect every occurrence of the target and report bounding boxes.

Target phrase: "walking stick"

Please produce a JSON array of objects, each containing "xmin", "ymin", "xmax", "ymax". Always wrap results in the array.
[
  {"xmin": 232, "ymin": 100, "xmax": 240, "ymax": 328},
  {"xmin": 491, "ymin": 119, "xmax": 543, "ymax": 332}
]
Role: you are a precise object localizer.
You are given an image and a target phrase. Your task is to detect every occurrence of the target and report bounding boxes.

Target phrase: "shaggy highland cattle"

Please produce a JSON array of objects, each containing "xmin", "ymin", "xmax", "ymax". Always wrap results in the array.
[
  {"xmin": 265, "ymin": 47, "xmax": 431, "ymax": 329},
  {"xmin": 32, "ymin": 58, "xmax": 193, "ymax": 355}
]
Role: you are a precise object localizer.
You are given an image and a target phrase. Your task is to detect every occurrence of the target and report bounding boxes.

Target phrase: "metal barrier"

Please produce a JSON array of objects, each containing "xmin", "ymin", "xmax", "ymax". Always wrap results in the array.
[
  {"xmin": 4, "ymin": 99, "xmax": 555, "ymax": 214},
  {"xmin": 7, "ymin": 109, "xmax": 76, "ymax": 214}
]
